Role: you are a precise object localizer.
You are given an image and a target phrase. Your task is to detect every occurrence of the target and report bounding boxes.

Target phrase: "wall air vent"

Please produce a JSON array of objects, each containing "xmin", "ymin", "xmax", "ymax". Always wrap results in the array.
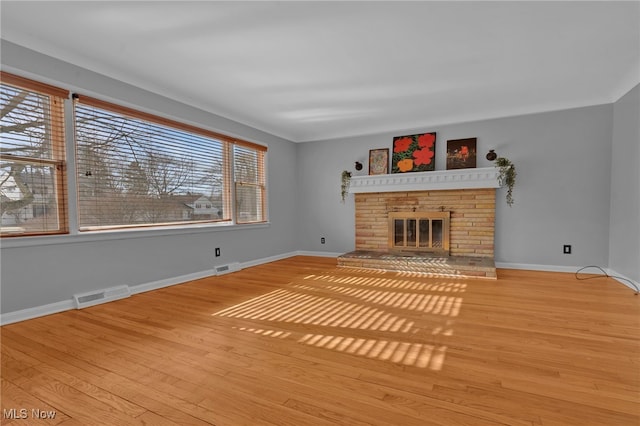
[
  {"xmin": 215, "ymin": 262, "xmax": 242, "ymax": 275},
  {"xmin": 73, "ymin": 285, "xmax": 131, "ymax": 309}
]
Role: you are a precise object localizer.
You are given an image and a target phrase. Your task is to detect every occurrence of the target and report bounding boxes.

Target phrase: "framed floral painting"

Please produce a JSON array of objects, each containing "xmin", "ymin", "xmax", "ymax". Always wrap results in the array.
[
  {"xmin": 368, "ymin": 148, "xmax": 389, "ymax": 175},
  {"xmin": 391, "ymin": 132, "xmax": 436, "ymax": 173}
]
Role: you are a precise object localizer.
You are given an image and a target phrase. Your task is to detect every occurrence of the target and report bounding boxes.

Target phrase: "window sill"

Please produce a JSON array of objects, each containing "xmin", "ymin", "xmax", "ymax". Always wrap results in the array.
[{"xmin": 0, "ymin": 221, "xmax": 270, "ymax": 248}]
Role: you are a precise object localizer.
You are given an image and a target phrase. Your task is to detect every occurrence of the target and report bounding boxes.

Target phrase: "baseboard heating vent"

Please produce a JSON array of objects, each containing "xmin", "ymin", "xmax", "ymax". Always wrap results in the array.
[
  {"xmin": 215, "ymin": 262, "xmax": 242, "ymax": 275},
  {"xmin": 73, "ymin": 285, "xmax": 131, "ymax": 309}
]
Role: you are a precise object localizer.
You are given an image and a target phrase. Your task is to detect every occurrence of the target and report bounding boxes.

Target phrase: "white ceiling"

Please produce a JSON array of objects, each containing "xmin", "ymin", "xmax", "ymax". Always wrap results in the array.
[{"xmin": 1, "ymin": 1, "xmax": 638, "ymax": 142}]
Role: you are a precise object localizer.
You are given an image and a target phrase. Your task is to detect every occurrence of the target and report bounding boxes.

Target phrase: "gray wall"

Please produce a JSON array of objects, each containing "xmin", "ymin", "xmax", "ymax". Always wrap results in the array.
[
  {"xmin": 609, "ymin": 84, "xmax": 640, "ymax": 283},
  {"xmin": 0, "ymin": 42, "xmax": 299, "ymax": 314},
  {"xmin": 296, "ymin": 104, "xmax": 615, "ymax": 269},
  {"xmin": 1, "ymin": 40, "xmax": 636, "ymax": 317}
]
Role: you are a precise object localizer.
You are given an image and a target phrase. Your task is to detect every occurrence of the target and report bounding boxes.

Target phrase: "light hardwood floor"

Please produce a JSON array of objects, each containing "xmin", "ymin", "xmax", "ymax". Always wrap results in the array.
[{"xmin": 2, "ymin": 256, "xmax": 638, "ymax": 425}]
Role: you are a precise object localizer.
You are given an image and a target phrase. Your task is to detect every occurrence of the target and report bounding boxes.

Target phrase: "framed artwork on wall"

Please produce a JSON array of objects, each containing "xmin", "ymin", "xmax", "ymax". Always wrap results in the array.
[
  {"xmin": 368, "ymin": 148, "xmax": 389, "ymax": 175},
  {"xmin": 391, "ymin": 132, "xmax": 436, "ymax": 173},
  {"xmin": 446, "ymin": 137, "xmax": 477, "ymax": 169}
]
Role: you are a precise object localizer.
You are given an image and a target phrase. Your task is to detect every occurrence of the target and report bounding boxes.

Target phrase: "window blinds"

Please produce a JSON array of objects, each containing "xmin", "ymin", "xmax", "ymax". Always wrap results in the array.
[
  {"xmin": 0, "ymin": 72, "xmax": 68, "ymax": 236},
  {"xmin": 74, "ymin": 95, "xmax": 267, "ymax": 230}
]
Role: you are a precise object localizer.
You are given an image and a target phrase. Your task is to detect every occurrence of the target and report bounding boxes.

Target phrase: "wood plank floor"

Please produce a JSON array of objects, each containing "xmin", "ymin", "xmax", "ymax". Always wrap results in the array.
[{"xmin": 2, "ymin": 256, "xmax": 639, "ymax": 425}]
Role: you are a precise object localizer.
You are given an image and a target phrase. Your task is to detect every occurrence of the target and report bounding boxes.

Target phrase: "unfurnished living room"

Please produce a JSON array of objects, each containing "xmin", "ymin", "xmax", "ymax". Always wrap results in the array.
[{"xmin": 1, "ymin": 2, "xmax": 638, "ymax": 425}]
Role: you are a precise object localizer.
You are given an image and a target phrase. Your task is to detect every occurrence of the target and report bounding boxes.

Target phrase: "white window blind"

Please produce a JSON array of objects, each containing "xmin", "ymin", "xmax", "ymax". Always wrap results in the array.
[
  {"xmin": 0, "ymin": 72, "xmax": 68, "ymax": 236},
  {"xmin": 2, "ymin": 76, "xmax": 268, "ymax": 237},
  {"xmin": 74, "ymin": 95, "xmax": 267, "ymax": 230},
  {"xmin": 234, "ymin": 144, "xmax": 266, "ymax": 224}
]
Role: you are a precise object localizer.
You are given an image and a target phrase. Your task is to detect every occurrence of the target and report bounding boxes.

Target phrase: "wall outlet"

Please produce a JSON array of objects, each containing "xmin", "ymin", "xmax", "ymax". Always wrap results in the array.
[
  {"xmin": 215, "ymin": 247, "xmax": 221, "ymax": 257},
  {"xmin": 563, "ymin": 245, "xmax": 572, "ymax": 254},
  {"xmin": 321, "ymin": 237, "xmax": 326, "ymax": 244}
]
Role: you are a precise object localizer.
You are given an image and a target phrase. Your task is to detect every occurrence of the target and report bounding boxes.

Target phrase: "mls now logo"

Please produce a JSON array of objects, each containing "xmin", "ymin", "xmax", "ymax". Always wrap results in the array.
[
  {"xmin": 3, "ymin": 408, "xmax": 57, "ymax": 420},
  {"xmin": 3, "ymin": 408, "xmax": 28, "ymax": 419}
]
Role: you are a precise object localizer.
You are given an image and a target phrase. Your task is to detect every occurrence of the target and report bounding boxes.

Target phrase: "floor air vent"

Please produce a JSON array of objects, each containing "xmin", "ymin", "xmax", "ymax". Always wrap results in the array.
[
  {"xmin": 73, "ymin": 285, "xmax": 131, "ymax": 309},
  {"xmin": 215, "ymin": 262, "xmax": 241, "ymax": 275}
]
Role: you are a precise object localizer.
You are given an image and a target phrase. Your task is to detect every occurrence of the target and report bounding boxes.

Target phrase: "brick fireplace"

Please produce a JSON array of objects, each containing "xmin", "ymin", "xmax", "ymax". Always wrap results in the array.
[
  {"xmin": 337, "ymin": 167, "xmax": 500, "ymax": 278},
  {"xmin": 355, "ymin": 188, "xmax": 495, "ymax": 256}
]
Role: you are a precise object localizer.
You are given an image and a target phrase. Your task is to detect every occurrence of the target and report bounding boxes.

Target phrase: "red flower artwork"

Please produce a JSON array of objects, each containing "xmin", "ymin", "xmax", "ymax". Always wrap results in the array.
[
  {"xmin": 417, "ymin": 133, "xmax": 435, "ymax": 149},
  {"xmin": 413, "ymin": 147, "xmax": 434, "ymax": 166},
  {"xmin": 393, "ymin": 137, "xmax": 412, "ymax": 153},
  {"xmin": 391, "ymin": 131, "xmax": 436, "ymax": 173}
]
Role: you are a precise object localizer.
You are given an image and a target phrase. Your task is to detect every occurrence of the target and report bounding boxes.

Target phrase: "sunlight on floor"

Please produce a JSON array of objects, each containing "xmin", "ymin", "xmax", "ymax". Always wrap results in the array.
[
  {"xmin": 298, "ymin": 334, "xmax": 448, "ymax": 370},
  {"xmin": 234, "ymin": 327, "xmax": 291, "ymax": 339},
  {"xmin": 337, "ymin": 266, "xmax": 477, "ymax": 279},
  {"xmin": 212, "ymin": 270, "xmax": 466, "ymax": 370}
]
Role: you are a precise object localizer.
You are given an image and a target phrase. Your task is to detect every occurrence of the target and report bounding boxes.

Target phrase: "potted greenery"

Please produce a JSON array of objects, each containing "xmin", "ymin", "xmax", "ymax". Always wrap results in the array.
[
  {"xmin": 494, "ymin": 156, "xmax": 516, "ymax": 207},
  {"xmin": 341, "ymin": 170, "xmax": 351, "ymax": 202}
]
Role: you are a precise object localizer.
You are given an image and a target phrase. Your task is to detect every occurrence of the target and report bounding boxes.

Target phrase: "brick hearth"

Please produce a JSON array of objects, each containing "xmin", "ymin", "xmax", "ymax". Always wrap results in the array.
[{"xmin": 337, "ymin": 251, "xmax": 497, "ymax": 279}]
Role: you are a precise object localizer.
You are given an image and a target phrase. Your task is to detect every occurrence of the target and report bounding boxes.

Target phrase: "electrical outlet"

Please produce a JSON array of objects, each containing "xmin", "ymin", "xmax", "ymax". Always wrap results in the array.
[
  {"xmin": 321, "ymin": 237, "xmax": 325, "ymax": 244},
  {"xmin": 563, "ymin": 245, "xmax": 572, "ymax": 254},
  {"xmin": 215, "ymin": 247, "xmax": 221, "ymax": 257}
]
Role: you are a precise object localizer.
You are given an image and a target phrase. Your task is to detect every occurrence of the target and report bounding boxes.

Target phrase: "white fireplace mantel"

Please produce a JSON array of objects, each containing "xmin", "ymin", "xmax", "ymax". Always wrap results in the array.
[{"xmin": 349, "ymin": 167, "xmax": 501, "ymax": 193}]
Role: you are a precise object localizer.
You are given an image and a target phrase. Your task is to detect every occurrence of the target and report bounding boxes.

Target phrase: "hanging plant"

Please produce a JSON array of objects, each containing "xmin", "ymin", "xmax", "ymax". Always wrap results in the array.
[
  {"xmin": 341, "ymin": 170, "xmax": 352, "ymax": 202},
  {"xmin": 494, "ymin": 157, "xmax": 516, "ymax": 207}
]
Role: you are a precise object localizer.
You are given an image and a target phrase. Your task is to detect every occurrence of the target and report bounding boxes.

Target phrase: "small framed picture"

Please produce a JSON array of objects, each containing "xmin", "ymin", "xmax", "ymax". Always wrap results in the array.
[
  {"xmin": 446, "ymin": 138, "xmax": 477, "ymax": 169},
  {"xmin": 369, "ymin": 148, "xmax": 389, "ymax": 175}
]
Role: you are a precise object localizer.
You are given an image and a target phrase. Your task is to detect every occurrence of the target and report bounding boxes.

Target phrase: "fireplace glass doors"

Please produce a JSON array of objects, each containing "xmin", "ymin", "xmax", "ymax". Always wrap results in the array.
[{"xmin": 389, "ymin": 211, "xmax": 450, "ymax": 255}]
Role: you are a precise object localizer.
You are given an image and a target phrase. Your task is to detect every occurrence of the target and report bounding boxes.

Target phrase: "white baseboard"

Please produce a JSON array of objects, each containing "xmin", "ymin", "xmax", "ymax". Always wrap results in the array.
[
  {"xmin": 5, "ymin": 254, "xmax": 634, "ymax": 325},
  {"xmin": 0, "ymin": 269, "xmax": 220, "ymax": 326},
  {"xmin": 129, "ymin": 268, "xmax": 219, "ymax": 295},
  {"xmin": 0, "ymin": 300, "xmax": 75, "ymax": 326},
  {"xmin": 495, "ymin": 262, "xmax": 583, "ymax": 273},
  {"xmin": 606, "ymin": 268, "xmax": 640, "ymax": 293},
  {"xmin": 240, "ymin": 251, "xmax": 299, "ymax": 268},
  {"xmin": 0, "ymin": 253, "xmax": 298, "ymax": 325},
  {"xmin": 497, "ymin": 262, "xmax": 639, "ymax": 293},
  {"xmin": 295, "ymin": 250, "xmax": 341, "ymax": 258}
]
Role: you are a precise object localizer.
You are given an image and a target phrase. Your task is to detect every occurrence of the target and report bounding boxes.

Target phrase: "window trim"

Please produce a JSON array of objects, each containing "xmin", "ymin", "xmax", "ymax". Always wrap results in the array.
[
  {"xmin": 73, "ymin": 93, "xmax": 268, "ymax": 232},
  {"xmin": 1, "ymin": 72, "xmax": 69, "ymax": 237},
  {"xmin": 0, "ymin": 220, "xmax": 271, "ymax": 248},
  {"xmin": 74, "ymin": 95, "xmax": 267, "ymax": 152},
  {"xmin": 1, "ymin": 74, "xmax": 269, "ymax": 238},
  {"xmin": 233, "ymin": 146, "xmax": 267, "ymax": 224},
  {"xmin": 1, "ymin": 71, "xmax": 70, "ymax": 99}
]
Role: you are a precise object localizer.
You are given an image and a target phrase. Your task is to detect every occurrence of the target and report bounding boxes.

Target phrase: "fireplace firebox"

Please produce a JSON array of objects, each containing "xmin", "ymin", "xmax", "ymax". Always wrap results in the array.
[{"xmin": 388, "ymin": 211, "xmax": 450, "ymax": 255}]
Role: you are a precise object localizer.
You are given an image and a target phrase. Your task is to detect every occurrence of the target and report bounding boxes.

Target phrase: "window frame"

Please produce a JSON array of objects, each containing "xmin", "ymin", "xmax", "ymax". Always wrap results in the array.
[
  {"xmin": 0, "ymin": 72, "xmax": 69, "ymax": 237},
  {"xmin": 1, "ymin": 74, "xmax": 269, "ymax": 239},
  {"xmin": 72, "ymin": 94, "xmax": 268, "ymax": 232},
  {"xmin": 234, "ymin": 146, "xmax": 267, "ymax": 224}
]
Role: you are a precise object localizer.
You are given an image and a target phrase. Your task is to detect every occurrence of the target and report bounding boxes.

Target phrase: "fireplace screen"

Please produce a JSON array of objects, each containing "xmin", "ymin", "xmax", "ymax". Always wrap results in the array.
[{"xmin": 389, "ymin": 211, "xmax": 450, "ymax": 254}]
